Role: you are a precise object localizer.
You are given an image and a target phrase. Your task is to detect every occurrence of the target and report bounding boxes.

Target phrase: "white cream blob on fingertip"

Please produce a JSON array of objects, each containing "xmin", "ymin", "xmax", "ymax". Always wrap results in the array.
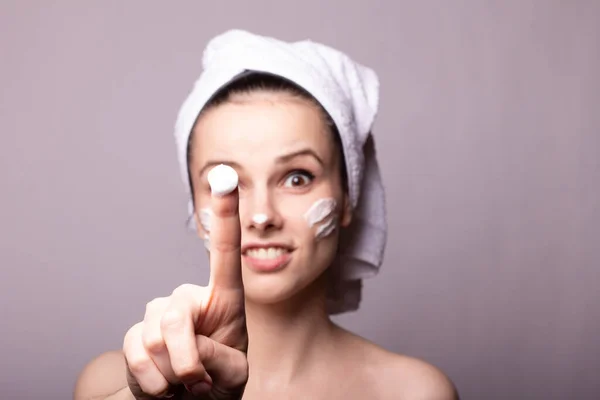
[
  {"xmin": 207, "ymin": 164, "xmax": 238, "ymax": 196},
  {"xmin": 304, "ymin": 198, "xmax": 338, "ymax": 240}
]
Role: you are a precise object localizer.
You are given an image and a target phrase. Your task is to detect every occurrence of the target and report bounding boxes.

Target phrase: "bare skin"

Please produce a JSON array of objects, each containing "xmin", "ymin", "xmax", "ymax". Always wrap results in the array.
[
  {"xmin": 74, "ymin": 92, "xmax": 458, "ymax": 400},
  {"xmin": 75, "ymin": 333, "xmax": 456, "ymax": 400}
]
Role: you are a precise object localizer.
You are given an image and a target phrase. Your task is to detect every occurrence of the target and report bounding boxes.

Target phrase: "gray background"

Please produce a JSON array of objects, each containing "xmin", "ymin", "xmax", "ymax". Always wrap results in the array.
[{"xmin": 1, "ymin": 1, "xmax": 598, "ymax": 399}]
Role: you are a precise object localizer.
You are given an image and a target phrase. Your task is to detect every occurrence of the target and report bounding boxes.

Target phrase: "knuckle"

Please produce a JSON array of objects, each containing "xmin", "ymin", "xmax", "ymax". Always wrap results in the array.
[
  {"xmin": 142, "ymin": 332, "xmax": 166, "ymax": 354},
  {"xmin": 171, "ymin": 283, "xmax": 199, "ymax": 297},
  {"xmin": 211, "ymin": 241, "xmax": 241, "ymax": 254},
  {"xmin": 126, "ymin": 354, "xmax": 153, "ymax": 375},
  {"xmin": 172, "ymin": 359, "xmax": 200, "ymax": 380},
  {"xmin": 232, "ymin": 354, "xmax": 250, "ymax": 383},
  {"xmin": 160, "ymin": 309, "xmax": 186, "ymax": 330},
  {"xmin": 139, "ymin": 382, "xmax": 171, "ymax": 398},
  {"xmin": 145, "ymin": 297, "xmax": 167, "ymax": 314},
  {"xmin": 214, "ymin": 200, "xmax": 239, "ymax": 217},
  {"xmin": 171, "ymin": 284, "xmax": 205, "ymax": 309},
  {"xmin": 197, "ymin": 336, "xmax": 217, "ymax": 362},
  {"xmin": 123, "ymin": 322, "xmax": 143, "ymax": 349}
]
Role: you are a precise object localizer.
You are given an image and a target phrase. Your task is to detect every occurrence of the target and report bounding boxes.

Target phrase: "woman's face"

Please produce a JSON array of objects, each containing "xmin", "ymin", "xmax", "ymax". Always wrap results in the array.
[{"xmin": 189, "ymin": 92, "xmax": 351, "ymax": 306}]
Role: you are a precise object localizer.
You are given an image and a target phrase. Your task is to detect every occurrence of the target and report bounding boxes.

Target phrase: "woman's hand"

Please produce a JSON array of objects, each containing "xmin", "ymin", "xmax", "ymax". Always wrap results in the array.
[{"xmin": 123, "ymin": 184, "xmax": 247, "ymax": 399}]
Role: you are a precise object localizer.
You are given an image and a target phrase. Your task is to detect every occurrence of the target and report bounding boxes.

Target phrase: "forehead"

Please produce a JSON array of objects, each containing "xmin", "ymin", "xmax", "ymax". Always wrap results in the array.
[{"xmin": 191, "ymin": 97, "xmax": 335, "ymax": 165}]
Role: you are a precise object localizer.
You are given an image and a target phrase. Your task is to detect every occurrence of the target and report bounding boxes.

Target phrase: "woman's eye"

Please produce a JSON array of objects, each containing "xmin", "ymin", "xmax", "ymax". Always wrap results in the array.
[{"xmin": 283, "ymin": 171, "xmax": 314, "ymax": 188}]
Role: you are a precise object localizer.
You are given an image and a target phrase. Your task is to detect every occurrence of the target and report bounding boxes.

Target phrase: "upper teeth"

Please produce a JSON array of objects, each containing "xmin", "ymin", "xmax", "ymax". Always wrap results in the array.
[{"xmin": 246, "ymin": 247, "xmax": 287, "ymax": 259}]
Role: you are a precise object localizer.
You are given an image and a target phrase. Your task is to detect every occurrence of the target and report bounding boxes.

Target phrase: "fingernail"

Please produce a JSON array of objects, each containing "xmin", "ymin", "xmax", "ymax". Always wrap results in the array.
[
  {"xmin": 156, "ymin": 387, "xmax": 175, "ymax": 398},
  {"xmin": 207, "ymin": 164, "xmax": 238, "ymax": 196},
  {"xmin": 187, "ymin": 381, "xmax": 212, "ymax": 395}
]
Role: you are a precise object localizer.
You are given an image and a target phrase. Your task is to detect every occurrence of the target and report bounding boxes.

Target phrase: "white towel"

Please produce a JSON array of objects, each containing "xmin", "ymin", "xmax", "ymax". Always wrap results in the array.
[{"xmin": 174, "ymin": 29, "xmax": 387, "ymax": 314}]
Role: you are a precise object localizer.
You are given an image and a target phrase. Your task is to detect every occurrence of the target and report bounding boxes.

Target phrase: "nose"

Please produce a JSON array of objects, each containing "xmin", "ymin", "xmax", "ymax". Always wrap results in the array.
[{"xmin": 244, "ymin": 187, "xmax": 282, "ymax": 233}]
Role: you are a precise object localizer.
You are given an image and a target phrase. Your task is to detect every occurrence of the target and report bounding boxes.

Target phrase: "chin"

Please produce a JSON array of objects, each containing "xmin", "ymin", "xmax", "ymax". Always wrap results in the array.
[
  {"xmin": 241, "ymin": 262, "xmax": 328, "ymax": 307},
  {"xmin": 241, "ymin": 270, "xmax": 304, "ymax": 305}
]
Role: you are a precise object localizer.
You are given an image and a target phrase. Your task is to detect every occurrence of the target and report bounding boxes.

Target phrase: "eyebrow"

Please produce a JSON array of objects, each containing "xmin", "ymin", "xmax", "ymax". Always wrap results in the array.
[
  {"xmin": 276, "ymin": 148, "xmax": 324, "ymax": 167},
  {"xmin": 198, "ymin": 148, "xmax": 324, "ymax": 178}
]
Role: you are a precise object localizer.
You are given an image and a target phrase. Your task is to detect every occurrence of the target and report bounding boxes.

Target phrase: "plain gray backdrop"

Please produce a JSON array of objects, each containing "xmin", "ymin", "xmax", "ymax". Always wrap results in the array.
[{"xmin": 1, "ymin": 1, "xmax": 599, "ymax": 399}]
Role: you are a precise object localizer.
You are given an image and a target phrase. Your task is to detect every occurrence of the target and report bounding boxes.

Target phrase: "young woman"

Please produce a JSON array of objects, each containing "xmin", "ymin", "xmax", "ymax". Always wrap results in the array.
[{"xmin": 75, "ymin": 30, "xmax": 458, "ymax": 400}]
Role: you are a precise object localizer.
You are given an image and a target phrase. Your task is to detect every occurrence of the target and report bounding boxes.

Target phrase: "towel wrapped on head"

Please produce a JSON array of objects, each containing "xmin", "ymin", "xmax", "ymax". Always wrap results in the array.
[{"xmin": 174, "ymin": 29, "xmax": 387, "ymax": 314}]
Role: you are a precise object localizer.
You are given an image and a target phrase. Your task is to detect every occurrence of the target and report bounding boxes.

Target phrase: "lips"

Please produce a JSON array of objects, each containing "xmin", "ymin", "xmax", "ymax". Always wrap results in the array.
[{"xmin": 242, "ymin": 243, "xmax": 294, "ymax": 272}]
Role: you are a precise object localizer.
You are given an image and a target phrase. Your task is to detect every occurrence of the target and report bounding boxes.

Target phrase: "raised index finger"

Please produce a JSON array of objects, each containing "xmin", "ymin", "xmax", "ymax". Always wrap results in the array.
[{"xmin": 206, "ymin": 164, "xmax": 242, "ymax": 289}]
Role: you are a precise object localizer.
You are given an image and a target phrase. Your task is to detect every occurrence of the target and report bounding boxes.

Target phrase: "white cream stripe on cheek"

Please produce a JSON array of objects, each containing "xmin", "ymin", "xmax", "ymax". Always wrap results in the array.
[
  {"xmin": 303, "ymin": 198, "xmax": 337, "ymax": 226},
  {"xmin": 199, "ymin": 208, "xmax": 212, "ymax": 232},
  {"xmin": 198, "ymin": 208, "xmax": 212, "ymax": 251},
  {"xmin": 304, "ymin": 198, "xmax": 339, "ymax": 240},
  {"xmin": 315, "ymin": 216, "xmax": 338, "ymax": 240},
  {"xmin": 252, "ymin": 213, "xmax": 268, "ymax": 225}
]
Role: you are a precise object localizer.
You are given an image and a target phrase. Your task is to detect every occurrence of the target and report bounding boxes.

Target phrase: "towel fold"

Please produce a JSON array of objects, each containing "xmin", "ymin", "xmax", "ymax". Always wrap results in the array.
[{"xmin": 174, "ymin": 29, "xmax": 387, "ymax": 314}]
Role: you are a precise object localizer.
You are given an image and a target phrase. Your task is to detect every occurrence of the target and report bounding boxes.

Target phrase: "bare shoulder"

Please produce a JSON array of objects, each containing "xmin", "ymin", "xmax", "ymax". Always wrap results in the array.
[
  {"xmin": 74, "ymin": 350, "xmax": 129, "ymax": 399},
  {"xmin": 335, "ymin": 328, "xmax": 459, "ymax": 400},
  {"xmin": 376, "ymin": 351, "xmax": 459, "ymax": 400}
]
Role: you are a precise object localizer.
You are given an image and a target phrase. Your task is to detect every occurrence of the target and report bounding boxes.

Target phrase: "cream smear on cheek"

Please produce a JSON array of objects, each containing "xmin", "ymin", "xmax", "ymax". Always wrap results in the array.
[
  {"xmin": 199, "ymin": 208, "xmax": 212, "ymax": 250},
  {"xmin": 303, "ymin": 198, "xmax": 338, "ymax": 240}
]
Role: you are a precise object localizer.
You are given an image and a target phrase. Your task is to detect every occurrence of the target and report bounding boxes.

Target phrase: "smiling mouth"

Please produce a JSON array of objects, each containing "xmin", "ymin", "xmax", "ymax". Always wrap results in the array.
[
  {"xmin": 244, "ymin": 247, "xmax": 289, "ymax": 259},
  {"xmin": 243, "ymin": 247, "xmax": 293, "ymax": 272}
]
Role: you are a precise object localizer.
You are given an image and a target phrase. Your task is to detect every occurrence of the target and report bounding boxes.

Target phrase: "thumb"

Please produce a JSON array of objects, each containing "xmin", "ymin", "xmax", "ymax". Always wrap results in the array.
[{"xmin": 196, "ymin": 335, "xmax": 248, "ymax": 395}]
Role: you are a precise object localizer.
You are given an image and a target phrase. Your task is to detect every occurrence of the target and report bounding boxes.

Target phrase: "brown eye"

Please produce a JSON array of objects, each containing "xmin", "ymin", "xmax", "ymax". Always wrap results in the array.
[{"xmin": 283, "ymin": 171, "xmax": 314, "ymax": 188}]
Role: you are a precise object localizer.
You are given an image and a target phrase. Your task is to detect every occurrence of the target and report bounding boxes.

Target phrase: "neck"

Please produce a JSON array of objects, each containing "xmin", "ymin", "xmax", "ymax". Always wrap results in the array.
[{"xmin": 244, "ymin": 273, "xmax": 336, "ymax": 384}]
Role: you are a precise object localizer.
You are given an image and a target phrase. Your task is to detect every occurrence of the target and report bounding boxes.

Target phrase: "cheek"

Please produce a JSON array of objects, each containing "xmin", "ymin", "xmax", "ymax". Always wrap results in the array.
[
  {"xmin": 280, "ymin": 200, "xmax": 312, "ymax": 233},
  {"xmin": 304, "ymin": 198, "xmax": 338, "ymax": 240},
  {"xmin": 198, "ymin": 207, "xmax": 212, "ymax": 232},
  {"xmin": 192, "ymin": 190, "xmax": 213, "ymax": 248},
  {"xmin": 281, "ymin": 197, "xmax": 340, "ymax": 242}
]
